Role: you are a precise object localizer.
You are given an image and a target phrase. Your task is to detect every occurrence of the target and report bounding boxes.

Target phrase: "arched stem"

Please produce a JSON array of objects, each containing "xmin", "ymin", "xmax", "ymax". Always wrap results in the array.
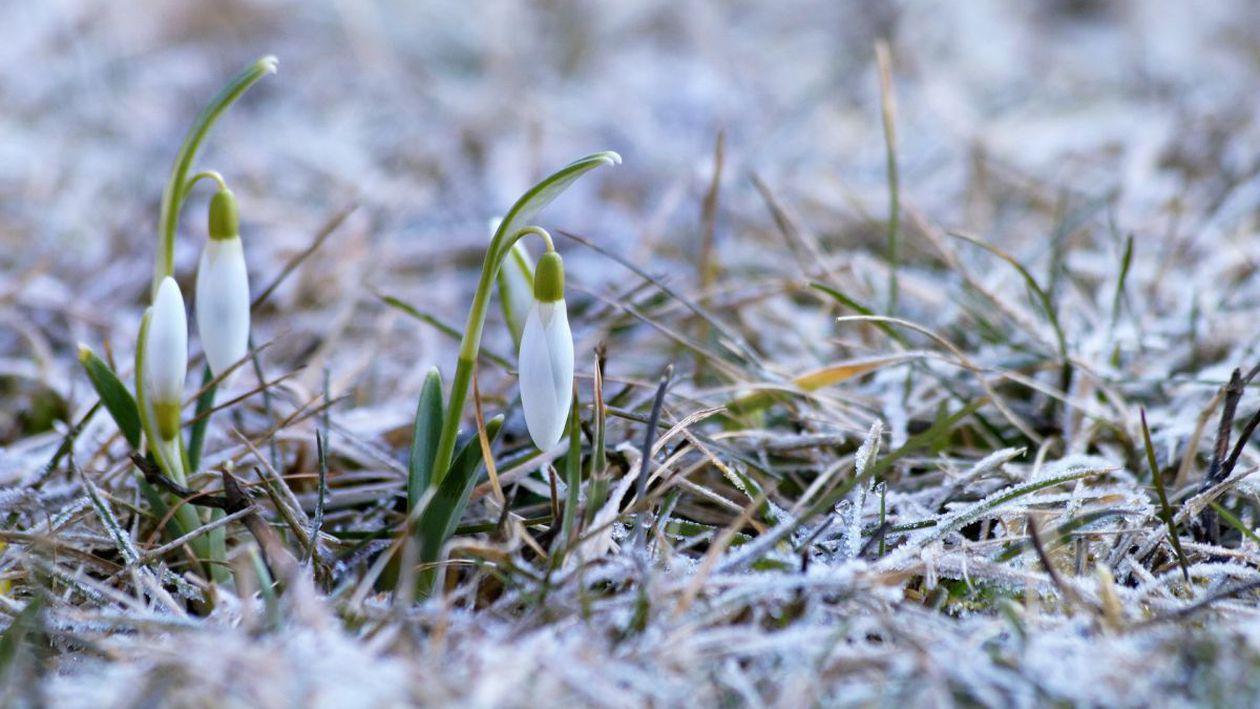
[{"xmin": 184, "ymin": 170, "xmax": 228, "ymax": 194}]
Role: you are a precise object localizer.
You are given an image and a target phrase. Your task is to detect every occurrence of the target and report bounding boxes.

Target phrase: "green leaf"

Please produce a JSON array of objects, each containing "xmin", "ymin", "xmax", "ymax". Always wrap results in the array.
[
  {"xmin": 407, "ymin": 367, "xmax": 445, "ymax": 508},
  {"xmin": 77, "ymin": 344, "xmax": 142, "ymax": 448},
  {"xmin": 186, "ymin": 366, "xmax": 216, "ymax": 472},
  {"xmin": 491, "ymin": 151, "xmax": 621, "ymax": 264},
  {"xmin": 415, "ymin": 415, "xmax": 504, "ymax": 594}
]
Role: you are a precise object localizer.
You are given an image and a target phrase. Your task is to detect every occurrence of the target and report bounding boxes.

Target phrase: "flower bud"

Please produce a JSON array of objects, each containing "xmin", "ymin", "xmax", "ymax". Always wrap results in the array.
[
  {"xmin": 145, "ymin": 276, "xmax": 188, "ymax": 440},
  {"xmin": 196, "ymin": 188, "xmax": 251, "ymax": 380},
  {"xmin": 518, "ymin": 252, "xmax": 573, "ymax": 450}
]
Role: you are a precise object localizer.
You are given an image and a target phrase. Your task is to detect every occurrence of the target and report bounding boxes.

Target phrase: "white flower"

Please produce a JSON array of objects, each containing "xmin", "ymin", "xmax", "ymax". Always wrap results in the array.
[
  {"xmin": 145, "ymin": 276, "xmax": 187, "ymax": 440},
  {"xmin": 196, "ymin": 237, "xmax": 251, "ymax": 379},
  {"xmin": 518, "ymin": 298, "xmax": 574, "ymax": 451}
]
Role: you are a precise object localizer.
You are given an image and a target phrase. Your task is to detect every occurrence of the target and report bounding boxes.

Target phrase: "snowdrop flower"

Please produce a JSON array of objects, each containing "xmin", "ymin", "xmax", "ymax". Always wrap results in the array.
[
  {"xmin": 195, "ymin": 188, "xmax": 250, "ymax": 380},
  {"xmin": 518, "ymin": 251, "xmax": 574, "ymax": 450},
  {"xmin": 145, "ymin": 276, "xmax": 188, "ymax": 441}
]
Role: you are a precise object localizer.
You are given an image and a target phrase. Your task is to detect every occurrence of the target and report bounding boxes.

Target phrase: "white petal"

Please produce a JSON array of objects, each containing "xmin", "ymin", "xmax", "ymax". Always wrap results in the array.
[
  {"xmin": 518, "ymin": 299, "xmax": 574, "ymax": 450},
  {"xmin": 500, "ymin": 244, "xmax": 534, "ymax": 341},
  {"xmin": 145, "ymin": 277, "xmax": 188, "ymax": 405},
  {"xmin": 196, "ymin": 238, "xmax": 251, "ymax": 379}
]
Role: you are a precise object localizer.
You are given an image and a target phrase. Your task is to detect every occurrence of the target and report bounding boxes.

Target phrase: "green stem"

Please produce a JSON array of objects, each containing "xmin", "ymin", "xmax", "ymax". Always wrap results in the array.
[
  {"xmin": 431, "ymin": 227, "xmax": 554, "ymax": 486},
  {"xmin": 185, "ymin": 170, "xmax": 228, "ymax": 194},
  {"xmin": 152, "ymin": 55, "xmax": 276, "ymax": 297},
  {"xmin": 135, "ymin": 310, "xmax": 211, "ymax": 571}
]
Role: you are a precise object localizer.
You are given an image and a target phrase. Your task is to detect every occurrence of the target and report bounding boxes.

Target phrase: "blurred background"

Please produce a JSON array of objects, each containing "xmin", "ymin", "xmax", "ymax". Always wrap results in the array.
[{"xmin": 1, "ymin": 0, "xmax": 1259, "ymax": 456}]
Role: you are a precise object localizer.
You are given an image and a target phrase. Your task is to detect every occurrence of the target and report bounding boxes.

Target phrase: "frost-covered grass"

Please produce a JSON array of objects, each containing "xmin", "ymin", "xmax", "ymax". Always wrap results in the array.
[{"xmin": 5, "ymin": 1, "xmax": 1260, "ymax": 707}]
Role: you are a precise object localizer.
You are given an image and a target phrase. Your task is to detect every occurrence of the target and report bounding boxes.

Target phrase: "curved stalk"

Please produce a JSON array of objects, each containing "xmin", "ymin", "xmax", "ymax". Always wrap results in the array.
[
  {"xmin": 426, "ymin": 151, "xmax": 619, "ymax": 488},
  {"xmin": 152, "ymin": 55, "xmax": 277, "ymax": 297},
  {"xmin": 431, "ymin": 227, "xmax": 554, "ymax": 486},
  {"xmin": 184, "ymin": 170, "xmax": 228, "ymax": 194}
]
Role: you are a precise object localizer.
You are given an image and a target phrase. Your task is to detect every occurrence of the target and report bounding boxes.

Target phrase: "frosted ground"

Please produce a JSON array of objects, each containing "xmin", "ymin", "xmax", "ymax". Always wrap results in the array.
[{"xmin": 4, "ymin": 1, "xmax": 1260, "ymax": 706}]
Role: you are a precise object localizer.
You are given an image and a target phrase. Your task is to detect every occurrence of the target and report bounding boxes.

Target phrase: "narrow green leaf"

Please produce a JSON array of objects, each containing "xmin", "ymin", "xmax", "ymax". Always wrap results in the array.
[
  {"xmin": 1110, "ymin": 234, "xmax": 1134, "ymax": 328},
  {"xmin": 1141, "ymin": 407, "xmax": 1191, "ymax": 582},
  {"xmin": 417, "ymin": 414, "xmax": 505, "ymax": 572},
  {"xmin": 408, "ymin": 367, "xmax": 445, "ymax": 508},
  {"xmin": 186, "ymin": 366, "xmax": 216, "ymax": 472},
  {"xmin": 1210, "ymin": 501, "xmax": 1260, "ymax": 547},
  {"xmin": 584, "ymin": 355, "xmax": 609, "ymax": 529},
  {"xmin": 77, "ymin": 344, "xmax": 142, "ymax": 449},
  {"xmin": 560, "ymin": 388, "xmax": 582, "ymax": 553},
  {"xmin": 490, "ymin": 151, "xmax": 621, "ymax": 265}
]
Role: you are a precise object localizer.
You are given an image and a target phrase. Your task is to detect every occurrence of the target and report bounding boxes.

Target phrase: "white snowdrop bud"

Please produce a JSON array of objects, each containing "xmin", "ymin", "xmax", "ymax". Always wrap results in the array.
[
  {"xmin": 195, "ymin": 188, "xmax": 251, "ymax": 380},
  {"xmin": 518, "ymin": 251, "xmax": 574, "ymax": 451},
  {"xmin": 145, "ymin": 276, "xmax": 188, "ymax": 441}
]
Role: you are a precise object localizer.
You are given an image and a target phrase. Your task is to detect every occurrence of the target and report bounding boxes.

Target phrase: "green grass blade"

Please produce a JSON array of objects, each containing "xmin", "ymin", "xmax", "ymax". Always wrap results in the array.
[
  {"xmin": 949, "ymin": 231, "xmax": 1068, "ymax": 362},
  {"xmin": 809, "ymin": 283, "xmax": 908, "ymax": 346},
  {"xmin": 559, "ymin": 389, "xmax": 582, "ymax": 553},
  {"xmin": 1141, "ymin": 407, "xmax": 1191, "ymax": 582},
  {"xmin": 584, "ymin": 353, "xmax": 609, "ymax": 529},
  {"xmin": 1210, "ymin": 501, "xmax": 1260, "ymax": 546}
]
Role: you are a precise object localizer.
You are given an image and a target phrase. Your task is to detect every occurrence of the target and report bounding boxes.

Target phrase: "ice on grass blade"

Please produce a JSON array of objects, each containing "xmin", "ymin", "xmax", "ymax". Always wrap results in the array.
[
  {"xmin": 518, "ymin": 251, "xmax": 574, "ymax": 451},
  {"xmin": 144, "ymin": 277, "xmax": 188, "ymax": 441},
  {"xmin": 196, "ymin": 188, "xmax": 251, "ymax": 380}
]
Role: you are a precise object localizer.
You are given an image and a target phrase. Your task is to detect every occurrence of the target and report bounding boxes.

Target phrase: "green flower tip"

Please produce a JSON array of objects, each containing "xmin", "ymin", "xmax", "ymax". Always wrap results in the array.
[
  {"xmin": 533, "ymin": 251, "xmax": 565, "ymax": 302},
  {"xmin": 209, "ymin": 189, "xmax": 239, "ymax": 240},
  {"xmin": 257, "ymin": 55, "xmax": 280, "ymax": 75},
  {"xmin": 596, "ymin": 150, "xmax": 622, "ymax": 166},
  {"xmin": 154, "ymin": 401, "xmax": 181, "ymax": 441},
  {"xmin": 76, "ymin": 342, "xmax": 93, "ymax": 364}
]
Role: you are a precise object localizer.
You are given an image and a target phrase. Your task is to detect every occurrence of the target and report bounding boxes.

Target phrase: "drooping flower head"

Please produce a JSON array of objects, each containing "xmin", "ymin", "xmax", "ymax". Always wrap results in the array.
[
  {"xmin": 518, "ymin": 251, "xmax": 574, "ymax": 451},
  {"xmin": 195, "ymin": 188, "xmax": 251, "ymax": 381},
  {"xmin": 145, "ymin": 276, "xmax": 188, "ymax": 441}
]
